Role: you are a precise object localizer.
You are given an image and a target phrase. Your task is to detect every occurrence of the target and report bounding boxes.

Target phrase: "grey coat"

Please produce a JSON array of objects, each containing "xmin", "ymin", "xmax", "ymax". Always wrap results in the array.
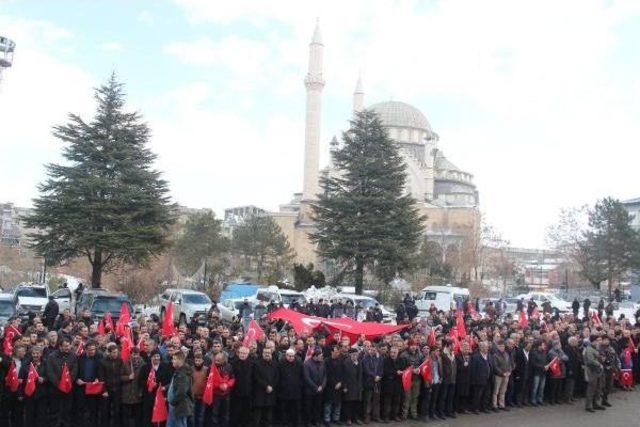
[
  {"xmin": 582, "ymin": 344, "xmax": 602, "ymax": 383},
  {"xmin": 168, "ymin": 365, "xmax": 194, "ymax": 417}
]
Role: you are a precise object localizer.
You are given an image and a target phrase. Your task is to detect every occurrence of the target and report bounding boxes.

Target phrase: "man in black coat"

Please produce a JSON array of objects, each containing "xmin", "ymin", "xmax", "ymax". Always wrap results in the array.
[
  {"xmin": 46, "ymin": 337, "xmax": 78, "ymax": 427},
  {"xmin": 42, "ymin": 296, "xmax": 59, "ymax": 331},
  {"xmin": 277, "ymin": 349, "xmax": 303, "ymax": 427},
  {"xmin": 455, "ymin": 341, "xmax": 471, "ymax": 413},
  {"xmin": 230, "ymin": 346, "xmax": 253, "ymax": 427},
  {"xmin": 98, "ymin": 342, "xmax": 127, "ymax": 427},
  {"xmin": 362, "ymin": 345, "xmax": 383, "ymax": 423},
  {"xmin": 342, "ymin": 348, "xmax": 363, "ymax": 424},
  {"xmin": 253, "ymin": 347, "xmax": 279, "ymax": 427},
  {"xmin": 20, "ymin": 344, "xmax": 48, "ymax": 427},
  {"xmin": 77, "ymin": 340, "xmax": 103, "ymax": 427},
  {"xmin": 513, "ymin": 338, "xmax": 532, "ymax": 406},
  {"xmin": 323, "ymin": 345, "xmax": 344, "ymax": 424},
  {"xmin": 303, "ymin": 349, "xmax": 326, "ymax": 427},
  {"xmin": 381, "ymin": 347, "xmax": 407, "ymax": 422},
  {"xmin": 469, "ymin": 341, "xmax": 492, "ymax": 414}
]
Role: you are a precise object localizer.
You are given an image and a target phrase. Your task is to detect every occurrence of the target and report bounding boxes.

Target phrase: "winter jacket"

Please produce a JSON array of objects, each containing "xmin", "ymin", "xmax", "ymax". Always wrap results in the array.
[
  {"xmin": 324, "ymin": 356, "xmax": 344, "ymax": 403},
  {"xmin": 253, "ymin": 358, "xmax": 279, "ymax": 407},
  {"xmin": 230, "ymin": 357, "xmax": 252, "ymax": 398},
  {"xmin": 303, "ymin": 359, "xmax": 326, "ymax": 396},
  {"xmin": 362, "ymin": 353, "xmax": 383, "ymax": 390},
  {"xmin": 530, "ymin": 349, "xmax": 547, "ymax": 376},
  {"xmin": 469, "ymin": 352, "xmax": 492, "ymax": 386},
  {"xmin": 98, "ymin": 356, "xmax": 128, "ymax": 393},
  {"xmin": 491, "ymin": 349, "xmax": 512, "ymax": 376},
  {"xmin": 168, "ymin": 364, "xmax": 194, "ymax": 417},
  {"xmin": 277, "ymin": 358, "xmax": 303, "ymax": 400},
  {"xmin": 121, "ymin": 358, "xmax": 145, "ymax": 404},
  {"xmin": 45, "ymin": 350, "xmax": 78, "ymax": 388},
  {"xmin": 342, "ymin": 357, "xmax": 362, "ymax": 402},
  {"xmin": 583, "ymin": 343, "xmax": 603, "ymax": 383},
  {"xmin": 381, "ymin": 356, "xmax": 407, "ymax": 395},
  {"xmin": 19, "ymin": 359, "xmax": 47, "ymax": 400},
  {"xmin": 191, "ymin": 365, "xmax": 208, "ymax": 400}
]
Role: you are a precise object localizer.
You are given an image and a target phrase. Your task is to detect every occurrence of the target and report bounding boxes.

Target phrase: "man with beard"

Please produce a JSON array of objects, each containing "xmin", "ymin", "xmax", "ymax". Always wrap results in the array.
[
  {"xmin": 252, "ymin": 347, "xmax": 279, "ymax": 427},
  {"xmin": 277, "ymin": 349, "xmax": 303, "ymax": 427},
  {"xmin": 46, "ymin": 336, "xmax": 78, "ymax": 427},
  {"xmin": 20, "ymin": 345, "xmax": 47, "ymax": 427},
  {"xmin": 98, "ymin": 342, "xmax": 126, "ymax": 427},
  {"xmin": 211, "ymin": 352, "xmax": 234, "ymax": 427}
]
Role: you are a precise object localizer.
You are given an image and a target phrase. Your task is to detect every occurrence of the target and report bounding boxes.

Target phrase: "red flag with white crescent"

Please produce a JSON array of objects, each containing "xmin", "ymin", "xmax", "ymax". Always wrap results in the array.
[
  {"xmin": 76, "ymin": 341, "xmax": 84, "ymax": 357},
  {"xmin": 202, "ymin": 365, "xmax": 217, "ymax": 405},
  {"xmin": 242, "ymin": 319, "xmax": 265, "ymax": 347},
  {"xmin": 426, "ymin": 328, "xmax": 436, "ymax": 347},
  {"xmin": 147, "ymin": 367, "xmax": 156, "ymax": 393},
  {"xmin": 619, "ymin": 369, "xmax": 634, "ymax": 387},
  {"xmin": 152, "ymin": 386, "xmax": 168, "ymax": 423},
  {"xmin": 58, "ymin": 363, "xmax": 73, "ymax": 394},
  {"xmin": 24, "ymin": 362, "xmax": 38, "ymax": 397},
  {"xmin": 419, "ymin": 358, "xmax": 432, "ymax": 383},
  {"xmin": 401, "ymin": 366, "xmax": 413, "ymax": 392},
  {"xmin": 4, "ymin": 360, "xmax": 19, "ymax": 392}
]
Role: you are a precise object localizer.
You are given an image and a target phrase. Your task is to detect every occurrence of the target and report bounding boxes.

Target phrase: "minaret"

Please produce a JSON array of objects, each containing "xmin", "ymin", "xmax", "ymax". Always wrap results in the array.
[
  {"xmin": 302, "ymin": 19, "xmax": 325, "ymax": 201},
  {"xmin": 353, "ymin": 74, "xmax": 364, "ymax": 113}
]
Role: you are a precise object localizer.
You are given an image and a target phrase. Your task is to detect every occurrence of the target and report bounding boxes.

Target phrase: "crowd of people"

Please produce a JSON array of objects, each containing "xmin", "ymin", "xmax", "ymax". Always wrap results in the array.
[{"xmin": 0, "ymin": 291, "xmax": 638, "ymax": 427}]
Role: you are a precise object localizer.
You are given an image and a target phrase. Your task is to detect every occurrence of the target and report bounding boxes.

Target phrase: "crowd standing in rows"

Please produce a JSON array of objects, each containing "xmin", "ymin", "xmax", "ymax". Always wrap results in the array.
[{"xmin": 0, "ymin": 289, "xmax": 639, "ymax": 427}]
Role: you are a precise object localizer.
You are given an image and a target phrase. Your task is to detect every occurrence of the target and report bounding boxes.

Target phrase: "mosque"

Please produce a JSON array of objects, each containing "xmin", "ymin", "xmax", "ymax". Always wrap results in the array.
[{"xmin": 270, "ymin": 21, "xmax": 480, "ymax": 269}]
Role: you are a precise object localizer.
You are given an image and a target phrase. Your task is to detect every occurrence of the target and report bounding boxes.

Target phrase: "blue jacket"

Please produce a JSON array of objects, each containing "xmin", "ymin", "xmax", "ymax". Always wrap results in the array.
[{"xmin": 362, "ymin": 353, "xmax": 383, "ymax": 389}]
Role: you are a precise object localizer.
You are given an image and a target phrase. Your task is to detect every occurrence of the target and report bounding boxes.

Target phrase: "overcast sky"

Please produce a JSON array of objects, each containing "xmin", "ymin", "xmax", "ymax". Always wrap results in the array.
[{"xmin": 1, "ymin": 0, "xmax": 639, "ymax": 248}]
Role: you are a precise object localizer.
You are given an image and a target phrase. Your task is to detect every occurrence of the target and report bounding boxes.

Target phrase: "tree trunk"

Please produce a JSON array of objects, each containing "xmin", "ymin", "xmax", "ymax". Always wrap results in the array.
[
  {"xmin": 355, "ymin": 257, "xmax": 364, "ymax": 295},
  {"xmin": 91, "ymin": 249, "xmax": 102, "ymax": 288}
]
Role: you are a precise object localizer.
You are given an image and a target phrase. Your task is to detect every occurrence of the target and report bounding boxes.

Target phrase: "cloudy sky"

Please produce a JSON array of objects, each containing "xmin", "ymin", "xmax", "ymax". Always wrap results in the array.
[{"xmin": 1, "ymin": 0, "xmax": 639, "ymax": 248}]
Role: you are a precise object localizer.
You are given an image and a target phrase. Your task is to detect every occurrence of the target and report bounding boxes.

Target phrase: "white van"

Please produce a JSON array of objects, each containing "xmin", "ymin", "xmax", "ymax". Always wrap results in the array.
[{"xmin": 415, "ymin": 285, "xmax": 470, "ymax": 313}]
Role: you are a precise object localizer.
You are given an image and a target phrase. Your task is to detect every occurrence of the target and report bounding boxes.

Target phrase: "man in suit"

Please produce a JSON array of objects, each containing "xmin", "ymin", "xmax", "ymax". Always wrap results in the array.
[{"xmin": 513, "ymin": 338, "xmax": 532, "ymax": 406}]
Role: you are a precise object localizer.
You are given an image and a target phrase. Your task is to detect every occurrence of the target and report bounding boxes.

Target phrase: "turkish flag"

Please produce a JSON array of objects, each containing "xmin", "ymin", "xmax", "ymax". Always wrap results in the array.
[
  {"xmin": 456, "ymin": 310, "xmax": 466, "ymax": 338},
  {"xmin": 305, "ymin": 344, "xmax": 314, "ymax": 362},
  {"xmin": 549, "ymin": 357, "xmax": 561, "ymax": 377},
  {"xmin": 449, "ymin": 328, "xmax": 461, "ymax": 354},
  {"xmin": 151, "ymin": 386, "xmax": 168, "ymax": 423},
  {"xmin": 519, "ymin": 310, "xmax": 528, "ymax": 328},
  {"xmin": 97, "ymin": 319, "xmax": 105, "ymax": 336},
  {"xmin": 4, "ymin": 360, "xmax": 19, "ymax": 392},
  {"xmin": 426, "ymin": 328, "xmax": 436, "ymax": 347},
  {"xmin": 104, "ymin": 312, "xmax": 114, "ymax": 332},
  {"xmin": 85, "ymin": 380, "xmax": 104, "ymax": 395},
  {"xmin": 242, "ymin": 319, "xmax": 265, "ymax": 347},
  {"xmin": 202, "ymin": 365, "xmax": 217, "ymax": 405},
  {"xmin": 58, "ymin": 363, "xmax": 73, "ymax": 394},
  {"xmin": 24, "ymin": 362, "xmax": 38, "ymax": 397},
  {"xmin": 116, "ymin": 302, "xmax": 131, "ymax": 337},
  {"xmin": 401, "ymin": 366, "xmax": 413, "ymax": 392},
  {"xmin": 2, "ymin": 325, "xmax": 19, "ymax": 356},
  {"xmin": 121, "ymin": 330, "xmax": 132, "ymax": 363},
  {"xmin": 619, "ymin": 369, "xmax": 634, "ymax": 387},
  {"xmin": 162, "ymin": 301, "xmax": 176, "ymax": 338},
  {"xmin": 76, "ymin": 341, "xmax": 84, "ymax": 357},
  {"xmin": 419, "ymin": 358, "xmax": 432, "ymax": 383},
  {"xmin": 591, "ymin": 311, "xmax": 602, "ymax": 327},
  {"xmin": 147, "ymin": 367, "xmax": 157, "ymax": 393}
]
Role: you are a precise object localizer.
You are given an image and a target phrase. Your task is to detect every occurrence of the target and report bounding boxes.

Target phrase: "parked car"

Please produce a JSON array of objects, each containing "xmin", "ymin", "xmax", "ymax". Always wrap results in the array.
[
  {"xmin": 13, "ymin": 284, "xmax": 49, "ymax": 315},
  {"xmin": 334, "ymin": 293, "xmax": 396, "ymax": 323},
  {"xmin": 253, "ymin": 286, "xmax": 307, "ymax": 308},
  {"xmin": 139, "ymin": 295, "xmax": 163, "ymax": 318},
  {"xmin": 50, "ymin": 287, "xmax": 73, "ymax": 313},
  {"xmin": 516, "ymin": 292, "xmax": 571, "ymax": 312},
  {"xmin": 415, "ymin": 285, "xmax": 470, "ymax": 313},
  {"xmin": 217, "ymin": 298, "xmax": 257, "ymax": 324},
  {"xmin": 0, "ymin": 294, "xmax": 16, "ymax": 326},
  {"xmin": 160, "ymin": 288, "xmax": 213, "ymax": 325},
  {"xmin": 75, "ymin": 288, "xmax": 133, "ymax": 321}
]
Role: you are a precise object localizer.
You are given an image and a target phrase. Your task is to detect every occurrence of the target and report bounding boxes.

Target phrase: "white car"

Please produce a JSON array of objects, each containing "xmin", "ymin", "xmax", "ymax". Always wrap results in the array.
[
  {"xmin": 50, "ymin": 287, "xmax": 73, "ymax": 313},
  {"xmin": 13, "ymin": 284, "xmax": 49, "ymax": 314},
  {"xmin": 253, "ymin": 286, "xmax": 307, "ymax": 308},
  {"xmin": 160, "ymin": 289, "xmax": 213, "ymax": 325},
  {"xmin": 415, "ymin": 285, "xmax": 470, "ymax": 313},
  {"xmin": 516, "ymin": 292, "xmax": 571, "ymax": 312},
  {"xmin": 217, "ymin": 298, "xmax": 258, "ymax": 324}
]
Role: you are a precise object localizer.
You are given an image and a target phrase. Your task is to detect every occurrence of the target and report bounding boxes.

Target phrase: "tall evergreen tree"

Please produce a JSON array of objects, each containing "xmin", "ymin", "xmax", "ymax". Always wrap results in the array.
[
  {"xmin": 173, "ymin": 210, "xmax": 229, "ymax": 288},
  {"xmin": 25, "ymin": 74, "xmax": 175, "ymax": 288},
  {"xmin": 311, "ymin": 110, "xmax": 425, "ymax": 294},
  {"xmin": 579, "ymin": 197, "xmax": 640, "ymax": 297}
]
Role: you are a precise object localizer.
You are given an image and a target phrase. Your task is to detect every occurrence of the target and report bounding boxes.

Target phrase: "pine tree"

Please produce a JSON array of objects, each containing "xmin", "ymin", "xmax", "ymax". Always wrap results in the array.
[
  {"xmin": 25, "ymin": 74, "xmax": 175, "ymax": 288},
  {"xmin": 311, "ymin": 109, "xmax": 425, "ymax": 294},
  {"xmin": 579, "ymin": 197, "xmax": 640, "ymax": 297}
]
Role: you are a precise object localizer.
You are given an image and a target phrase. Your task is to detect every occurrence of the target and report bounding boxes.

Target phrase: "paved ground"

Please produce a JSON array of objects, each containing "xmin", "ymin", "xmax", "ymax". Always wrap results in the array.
[{"xmin": 369, "ymin": 390, "xmax": 640, "ymax": 427}]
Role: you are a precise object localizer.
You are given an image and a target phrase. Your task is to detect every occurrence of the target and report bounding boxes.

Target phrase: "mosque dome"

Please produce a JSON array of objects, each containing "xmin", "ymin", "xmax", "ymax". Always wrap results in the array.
[{"xmin": 369, "ymin": 101, "xmax": 432, "ymax": 132}]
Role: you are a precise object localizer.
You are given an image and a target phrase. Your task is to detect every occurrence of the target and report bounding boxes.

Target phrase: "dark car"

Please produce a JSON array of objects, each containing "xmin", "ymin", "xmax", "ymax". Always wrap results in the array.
[{"xmin": 75, "ymin": 289, "xmax": 133, "ymax": 321}]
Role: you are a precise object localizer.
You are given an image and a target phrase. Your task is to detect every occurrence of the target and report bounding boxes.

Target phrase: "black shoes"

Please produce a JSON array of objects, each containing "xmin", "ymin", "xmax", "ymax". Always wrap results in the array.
[
  {"xmin": 586, "ymin": 408, "xmax": 595, "ymax": 413},
  {"xmin": 602, "ymin": 401, "xmax": 612, "ymax": 407}
]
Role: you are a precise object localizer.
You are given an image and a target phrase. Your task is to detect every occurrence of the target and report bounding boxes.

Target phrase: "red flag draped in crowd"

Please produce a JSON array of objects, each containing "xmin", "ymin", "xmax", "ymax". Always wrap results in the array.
[
  {"xmin": 121, "ymin": 329, "xmax": 132, "ymax": 363},
  {"xmin": 456, "ymin": 310, "xmax": 466, "ymax": 338},
  {"xmin": 548, "ymin": 357, "xmax": 561, "ymax": 377},
  {"xmin": 591, "ymin": 311, "xmax": 603, "ymax": 327},
  {"xmin": 202, "ymin": 365, "xmax": 218, "ymax": 405},
  {"xmin": 449, "ymin": 328, "xmax": 461, "ymax": 354},
  {"xmin": 104, "ymin": 312, "xmax": 114, "ymax": 332},
  {"xmin": 242, "ymin": 320, "xmax": 265, "ymax": 347},
  {"xmin": 519, "ymin": 310, "xmax": 528, "ymax": 328},
  {"xmin": 85, "ymin": 380, "xmax": 104, "ymax": 395},
  {"xmin": 468, "ymin": 303, "xmax": 480, "ymax": 321},
  {"xmin": 162, "ymin": 301, "xmax": 176, "ymax": 338},
  {"xmin": 305, "ymin": 344, "xmax": 315, "ymax": 361},
  {"xmin": 3, "ymin": 324, "xmax": 20, "ymax": 356},
  {"xmin": 98, "ymin": 319, "xmax": 105, "ymax": 336},
  {"xmin": 619, "ymin": 369, "xmax": 634, "ymax": 388},
  {"xmin": 147, "ymin": 367, "xmax": 157, "ymax": 393},
  {"xmin": 76, "ymin": 341, "xmax": 84, "ymax": 357},
  {"xmin": 419, "ymin": 358, "xmax": 432, "ymax": 383},
  {"xmin": 623, "ymin": 347, "xmax": 632, "ymax": 367},
  {"xmin": 24, "ymin": 362, "xmax": 38, "ymax": 397},
  {"xmin": 116, "ymin": 302, "xmax": 131, "ymax": 337},
  {"xmin": 426, "ymin": 328, "xmax": 436, "ymax": 347},
  {"xmin": 4, "ymin": 360, "xmax": 19, "ymax": 392},
  {"xmin": 152, "ymin": 386, "xmax": 168, "ymax": 423},
  {"xmin": 401, "ymin": 366, "xmax": 413, "ymax": 392},
  {"xmin": 58, "ymin": 363, "xmax": 73, "ymax": 393}
]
